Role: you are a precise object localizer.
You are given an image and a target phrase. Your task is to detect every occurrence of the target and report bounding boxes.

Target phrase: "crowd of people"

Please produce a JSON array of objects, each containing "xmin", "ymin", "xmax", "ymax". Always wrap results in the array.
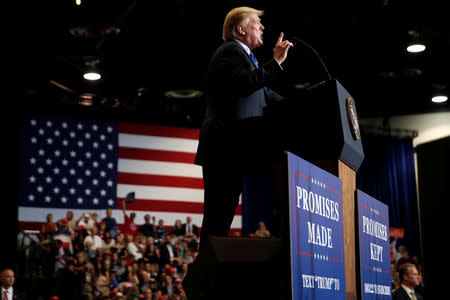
[{"xmin": 29, "ymin": 202, "xmax": 204, "ymax": 300}]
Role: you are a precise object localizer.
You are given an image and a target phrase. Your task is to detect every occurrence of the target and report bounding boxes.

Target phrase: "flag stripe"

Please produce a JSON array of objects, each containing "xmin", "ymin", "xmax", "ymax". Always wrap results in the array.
[
  {"xmin": 117, "ymin": 184, "xmax": 203, "ymax": 202},
  {"xmin": 119, "ymin": 133, "xmax": 198, "ymax": 153},
  {"xmin": 119, "ymin": 147, "xmax": 196, "ymax": 164},
  {"xmin": 118, "ymin": 172, "xmax": 204, "ymax": 189},
  {"xmin": 117, "ymin": 199, "xmax": 242, "ymax": 215},
  {"xmin": 118, "ymin": 158, "xmax": 202, "ymax": 178},
  {"xmin": 119, "ymin": 123, "xmax": 200, "ymax": 140}
]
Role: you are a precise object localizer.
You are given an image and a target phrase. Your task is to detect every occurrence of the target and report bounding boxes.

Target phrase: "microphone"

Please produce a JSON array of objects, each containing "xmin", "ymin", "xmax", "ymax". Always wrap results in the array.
[{"xmin": 289, "ymin": 35, "xmax": 333, "ymax": 81}]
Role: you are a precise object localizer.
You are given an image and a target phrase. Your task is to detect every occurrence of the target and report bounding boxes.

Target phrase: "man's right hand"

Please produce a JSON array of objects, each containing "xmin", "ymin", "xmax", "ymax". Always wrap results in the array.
[{"xmin": 273, "ymin": 32, "xmax": 294, "ymax": 65}]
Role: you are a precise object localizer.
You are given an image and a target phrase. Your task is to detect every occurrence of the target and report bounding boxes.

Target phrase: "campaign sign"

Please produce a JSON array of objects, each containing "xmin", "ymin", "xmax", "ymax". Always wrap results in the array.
[
  {"xmin": 357, "ymin": 190, "xmax": 391, "ymax": 300},
  {"xmin": 287, "ymin": 152, "xmax": 346, "ymax": 300}
]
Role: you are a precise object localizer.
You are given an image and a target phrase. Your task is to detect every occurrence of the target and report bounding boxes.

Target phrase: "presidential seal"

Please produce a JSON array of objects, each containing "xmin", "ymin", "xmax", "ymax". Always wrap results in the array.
[{"xmin": 346, "ymin": 97, "xmax": 360, "ymax": 140}]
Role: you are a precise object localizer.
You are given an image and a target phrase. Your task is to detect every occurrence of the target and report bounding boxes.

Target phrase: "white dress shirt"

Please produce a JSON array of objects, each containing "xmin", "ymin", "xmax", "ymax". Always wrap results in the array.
[{"xmin": 1, "ymin": 287, "xmax": 13, "ymax": 300}]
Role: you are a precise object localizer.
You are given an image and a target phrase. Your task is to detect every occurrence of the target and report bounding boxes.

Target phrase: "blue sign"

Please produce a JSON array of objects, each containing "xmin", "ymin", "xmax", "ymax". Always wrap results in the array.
[
  {"xmin": 357, "ymin": 190, "xmax": 391, "ymax": 300},
  {"xmin": 287, "ymin": 152, "xmax": 346, "ymax": 300}
]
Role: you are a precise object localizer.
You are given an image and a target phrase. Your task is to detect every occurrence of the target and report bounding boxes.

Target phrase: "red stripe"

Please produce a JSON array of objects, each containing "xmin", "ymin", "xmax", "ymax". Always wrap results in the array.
[
  {"xmin": 117, "ymin": 199, "xmax": 242, "ymax": 215},
  {"xmin": 118, "ymin": 172, "xmax": 204, "ymax": 189},
  {"xmin": 119, "ymin": 123, "xmax": 199, "ymax": 140},
  {"xmin": 119, "ymin": 147, "xmax": 196, "ymax": 163}
]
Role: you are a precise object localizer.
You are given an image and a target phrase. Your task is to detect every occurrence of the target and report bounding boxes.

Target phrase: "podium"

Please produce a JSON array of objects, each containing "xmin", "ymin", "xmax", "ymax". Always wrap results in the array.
[{"xmin": 183, "ymin": 80, "xmax": 364, "ymax": 300}]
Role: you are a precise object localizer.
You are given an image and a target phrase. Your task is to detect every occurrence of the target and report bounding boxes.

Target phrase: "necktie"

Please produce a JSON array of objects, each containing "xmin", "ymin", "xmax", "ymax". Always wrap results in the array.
[
  {"xmin": 249, "ymin": 51, "xmax": 259, "ymax": 68},
  {"xmin": 410, "ymin": 291, "xmax": 417, "ymax": 300},
  {"xmin": 3, "ymin": 290, "xmax": 8, "ymax": 300}
]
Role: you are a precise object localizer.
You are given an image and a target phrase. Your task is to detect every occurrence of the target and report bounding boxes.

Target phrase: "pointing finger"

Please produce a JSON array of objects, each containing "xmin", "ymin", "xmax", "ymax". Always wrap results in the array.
[{"xmin": 277, "ymin": 32, "xmax": 284, "ymax": 43}]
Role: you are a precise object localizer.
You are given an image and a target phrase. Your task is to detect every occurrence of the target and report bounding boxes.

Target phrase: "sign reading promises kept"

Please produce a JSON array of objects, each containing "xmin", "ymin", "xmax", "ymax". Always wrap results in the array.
[{"xmin": 357, "ymin": 190, "xmax": 392, "ymax": 300}]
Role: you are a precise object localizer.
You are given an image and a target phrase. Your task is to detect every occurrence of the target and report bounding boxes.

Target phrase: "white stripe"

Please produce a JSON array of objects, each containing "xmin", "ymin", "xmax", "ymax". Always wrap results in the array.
[
  {"xmin": 117, "ymin": 184, "xmax": 204, "ymax": 202},
  {"xmin": 119, "ymin": 133, "xmax": 198, "ymax": 153},
  {"xmin": 118, "ymin": 158, "xmax": 203, "ymax": 178},
  {"xmin": 18, "ymin": 207, "xmax": 242, "ymax": 229}
]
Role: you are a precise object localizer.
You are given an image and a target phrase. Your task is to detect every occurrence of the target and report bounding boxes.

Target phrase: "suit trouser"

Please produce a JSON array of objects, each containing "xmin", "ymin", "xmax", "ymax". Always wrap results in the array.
[{"xmin": 199, "ymin": 164, "xmax": 245, "ymax": 249}]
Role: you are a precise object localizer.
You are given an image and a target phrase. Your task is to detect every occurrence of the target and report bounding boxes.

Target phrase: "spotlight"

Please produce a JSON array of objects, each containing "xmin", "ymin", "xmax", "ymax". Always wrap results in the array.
[
  {"xmin": 406, "ymin": 30, "xmax": 426, "ymax": 53},
  {"xmin": 406, "ymin": 44, "xmax": 426, "ymax": 53},
  {"xmin": 431, "ymin": 84, "xmax": 448, "ymax": 103},
  {"xmin": 431, "ymin": 95, "xmax": 448, "ymax": 103},
  {"xmin": 83, "ymin": 72, "xmax": 101, "ymax": 81},
  {"xmin": 83, "ymin": 58, "xmax": 102, "ymax": 81}
]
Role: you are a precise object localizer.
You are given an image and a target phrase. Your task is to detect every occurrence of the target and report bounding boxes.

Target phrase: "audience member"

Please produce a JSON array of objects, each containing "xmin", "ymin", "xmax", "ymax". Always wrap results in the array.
[
  {"xmin": 102, "ymin": 208, "xmax": 119, "ymax": 239},
  {"xmin": 77, "ymin": 213, "xmax": 96, "ymax": 234},
  {"xmin": 122, "ymin": 199, "xmax": 138, "ymax": 237},
  {"xmin": 393, "ymin": 263, "xmax": 424, "ymax": 300},
  {"xmin": 83, "ymin": 225, "xmax": 104, "ymax": 252},
  {"xmin": 254, "ymin": 221, "xmax": 271, "ymax": 237},
  {"xmin": 40, "ymin": 213, "xmax": 58, "ymax": 241},
  {"xmin": 171, "ymin": 220, "xmax": 185, "ymax": 236},
  {"xmin": 138, "ymin": 215, "xmax": 155, "ymax": 238},
  {"xmin": 1, "ymin": 269, "xmax": 27, "ymax": 300},
  {"xmin": 65, "ymin": 211, "xmax": 77, "ymax": 231},
  {"xmin": 155, "ymin": 219, "xmax": 168, "ymax": 241},
  {"xmin": 159, "ymin": 235, "xmax": 177, "ymax": 266},
  {"xmin": 182, "ymin": 216, "xmax": 198, "ymax": 237}
]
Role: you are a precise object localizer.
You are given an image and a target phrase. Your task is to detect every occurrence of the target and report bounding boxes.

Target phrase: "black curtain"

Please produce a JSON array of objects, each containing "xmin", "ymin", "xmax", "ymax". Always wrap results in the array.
[{"xmin": 357, "ymin": 134, "xmax": 420, "ymax": 256}]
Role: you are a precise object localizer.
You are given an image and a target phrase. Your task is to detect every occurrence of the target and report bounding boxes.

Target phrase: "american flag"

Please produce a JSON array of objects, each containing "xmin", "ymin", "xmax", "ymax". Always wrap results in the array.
[{"xmin": 18, "ymin": 115, "xmax": 242, "ymax": 234}]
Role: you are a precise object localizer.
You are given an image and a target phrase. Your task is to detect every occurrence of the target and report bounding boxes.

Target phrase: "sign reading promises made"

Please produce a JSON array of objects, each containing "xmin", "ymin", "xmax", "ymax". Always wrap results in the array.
[{"xmin": 287, "ymin": 152, "xmax": 346, "ymax": 300}]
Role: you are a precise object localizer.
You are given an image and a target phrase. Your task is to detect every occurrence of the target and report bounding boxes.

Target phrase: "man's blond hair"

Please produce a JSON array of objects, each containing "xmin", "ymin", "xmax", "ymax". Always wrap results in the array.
[{"xmin": 222, "ymin": 7, "xmax": 264, "ymax": 41}]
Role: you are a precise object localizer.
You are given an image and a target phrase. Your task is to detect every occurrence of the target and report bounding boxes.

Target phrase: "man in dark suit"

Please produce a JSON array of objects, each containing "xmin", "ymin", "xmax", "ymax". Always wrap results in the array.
[
  {"xmin": 182, "ymin": 216, "xmax": 198, "ymax": 236},
  {"xmin": 159, "ymin": 235, "xmax": 177, "ymax": 265},
  {"xmin": 393, "ymin": 264, "xmax": 424, "ymax": 300},
  {"xmin": 1, "ymin": 269, "xmax": 27, "ymax": 300},
  {"xmin": 195, "ymin": 6, "xmax": 293, "ymax": 246}
]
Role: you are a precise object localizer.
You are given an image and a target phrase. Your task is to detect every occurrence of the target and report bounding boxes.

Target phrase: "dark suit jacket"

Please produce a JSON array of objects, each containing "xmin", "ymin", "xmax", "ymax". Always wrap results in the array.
[
  {"xmin": 182, "ymin": 223, "xmax": 198, "ymax": 236},
  {"xmin": 195, "ymin": 39, "xmax": 284, "ymax": 168},
  {"xmin": 12, "ymin": 288, "xmax": 27, "ymax": 300},
  {"xmin": 392, "ymin": 286, "xmax": 423, "ymax": 300},
  {"xmin": 159, "ymin": 243, "xmax": 177, "ymax": 265}
]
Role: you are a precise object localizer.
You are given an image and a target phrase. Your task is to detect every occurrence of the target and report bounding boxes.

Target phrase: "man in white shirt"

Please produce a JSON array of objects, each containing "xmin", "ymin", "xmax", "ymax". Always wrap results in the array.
[{"xmin": 83, "ymin": 225, "xmax": 104, "ymax": 251}]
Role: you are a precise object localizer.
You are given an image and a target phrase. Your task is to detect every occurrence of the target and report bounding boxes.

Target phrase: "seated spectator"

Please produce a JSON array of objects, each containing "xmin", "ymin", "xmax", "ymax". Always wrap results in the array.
[
  {"xmin": 159, "ymin": 235, "xmax": 177, "ymax": 266},
  {"xmin": 126, "ymin": 234, "xmax": 143, "ymax": 261},
  {"xmin": 111, "ymin": 233, "xmax": 127, "ymax": 254},
  {"xmin": 103, "ymin": 230, "xmax": 115, "ymax": 250}
]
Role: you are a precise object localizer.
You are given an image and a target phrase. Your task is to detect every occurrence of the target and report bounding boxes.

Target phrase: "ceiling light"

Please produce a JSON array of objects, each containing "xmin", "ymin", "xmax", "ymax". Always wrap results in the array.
[
  {"xmin": 83, "ymin": 72, "xmax": 101, "ymax": 81},
  {"xmin": 406, "ymin": 44, "xmax": 426, "ymax": 53},
  {"xmin": 431, "ymin": 95, "xmax": 448, "ymax": 103},
  {"xmin": 164, "ymin": 89, "xmax": 203, "ymax": 99}
]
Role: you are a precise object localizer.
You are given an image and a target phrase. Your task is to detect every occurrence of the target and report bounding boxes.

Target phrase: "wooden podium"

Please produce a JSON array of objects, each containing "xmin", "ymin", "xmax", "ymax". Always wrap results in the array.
[
  {"xmin": 266, "ymin": 79, "xmax": 365, "ymax": 300},
  {"xmin": 183, "ymin": 80, "xmax": 364, "ymax": 300}
]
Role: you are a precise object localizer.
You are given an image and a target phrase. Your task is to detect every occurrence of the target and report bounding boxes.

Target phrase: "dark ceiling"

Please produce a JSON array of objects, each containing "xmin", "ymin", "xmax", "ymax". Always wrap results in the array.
[{"xmin": 3, "ymin": 0, "xmax": 450, "ymax": 128}]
